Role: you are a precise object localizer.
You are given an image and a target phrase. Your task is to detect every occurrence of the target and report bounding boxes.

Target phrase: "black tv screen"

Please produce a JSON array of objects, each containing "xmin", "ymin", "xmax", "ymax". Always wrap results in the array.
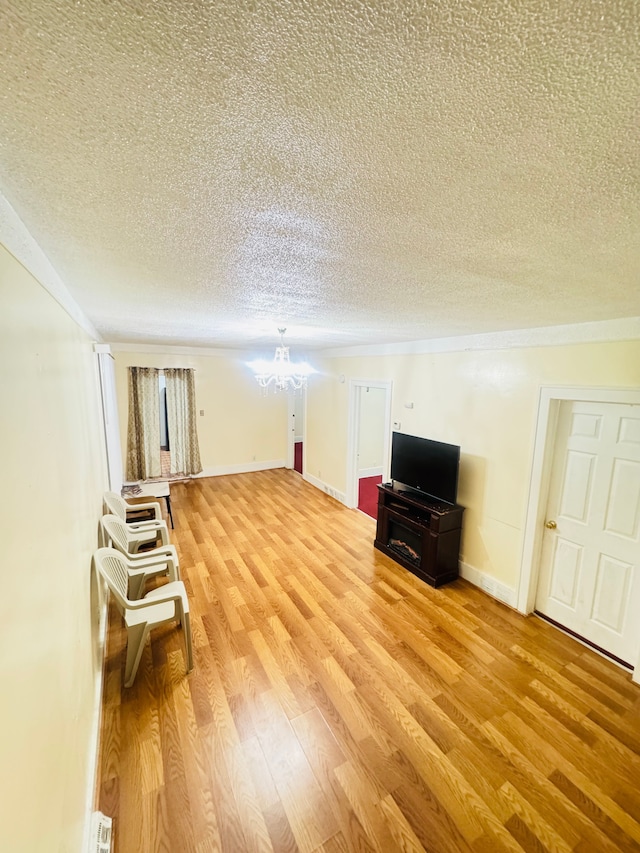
[{"xmin": 390, "ymin": 432, "xmax": 460, "ymax": 505}]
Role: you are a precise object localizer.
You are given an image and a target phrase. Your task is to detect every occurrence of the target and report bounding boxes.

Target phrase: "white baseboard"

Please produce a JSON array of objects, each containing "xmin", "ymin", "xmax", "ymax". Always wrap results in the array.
[
  {"xmin": 358, "ymin": 466, "xmax": 383, "ymax": 479},
  {"xmin": 82, "ymin": 592, "xmax": 109, "ymax": 853},
  {"xmin": 196, "ymin": 459, "xmax": 286, "ymax": 478},
  {"xmin": 459, "ymin": 561, "xmax": 517, "ymax": 608},
  {"xmin": 303, "ymin": 472, "xmax": 347, "ymax": 505}
]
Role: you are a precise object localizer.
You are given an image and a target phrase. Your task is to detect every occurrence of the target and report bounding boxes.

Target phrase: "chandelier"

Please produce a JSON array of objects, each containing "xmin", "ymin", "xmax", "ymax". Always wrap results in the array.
[{"xmin": 248, "ymin": 328, "xmax": 316, "ymax": 392}]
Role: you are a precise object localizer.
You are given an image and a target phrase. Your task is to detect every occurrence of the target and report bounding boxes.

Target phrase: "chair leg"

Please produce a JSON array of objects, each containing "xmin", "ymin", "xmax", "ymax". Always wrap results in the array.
[
  {"xmin": 124, "ymin": 623, "xmax": 149, "ymax": 687},
  {"xmin": 182, "ymin": 610, "xmax": 194, "ymax": 673}
]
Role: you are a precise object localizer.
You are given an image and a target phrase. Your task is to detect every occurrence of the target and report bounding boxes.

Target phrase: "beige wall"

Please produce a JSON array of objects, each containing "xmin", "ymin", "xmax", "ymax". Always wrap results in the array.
[
  {"xmin": 0, "ymin": 244, "xmax": 107, "ymax": 851},
  {"xmin": 112, "ymin": 350, "xmax": 287, "ymax": 475},
  {"xmin": 307, "ymin": 341, "xmax": 640, "ymax": 588},
  {"xmin": 306, "ymin": 366, "xmax": 348, "ymax": 489}
]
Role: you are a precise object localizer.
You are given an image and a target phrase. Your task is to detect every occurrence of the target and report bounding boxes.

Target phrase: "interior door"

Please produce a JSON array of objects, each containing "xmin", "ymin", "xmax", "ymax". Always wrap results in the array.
[{"xmin": 535, "ymin": 401, "xmax": 640, "ymax": 665}]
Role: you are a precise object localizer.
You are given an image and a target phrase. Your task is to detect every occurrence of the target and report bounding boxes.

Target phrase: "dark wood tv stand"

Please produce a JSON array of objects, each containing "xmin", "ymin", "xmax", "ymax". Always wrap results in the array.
[{"xmin": 374, "ymin": 484, "xmax": 464, "ymax": 587}]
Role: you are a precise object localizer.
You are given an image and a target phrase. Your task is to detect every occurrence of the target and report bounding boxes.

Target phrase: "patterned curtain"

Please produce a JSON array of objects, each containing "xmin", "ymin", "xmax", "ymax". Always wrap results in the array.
[
  {"xmin": 126, "ymin": 367, "xmax": 161, "ymax": 481},
  {"xmin": 164, "ymin": 368, "xmax": 202, "ymax": 476}
]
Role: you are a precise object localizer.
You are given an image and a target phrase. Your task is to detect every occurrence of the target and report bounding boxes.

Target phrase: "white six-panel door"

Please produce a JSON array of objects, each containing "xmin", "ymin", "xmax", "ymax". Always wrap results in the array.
[{"xmin": 535, "ymin": 401, "xmax": 640, "ymax": 665}]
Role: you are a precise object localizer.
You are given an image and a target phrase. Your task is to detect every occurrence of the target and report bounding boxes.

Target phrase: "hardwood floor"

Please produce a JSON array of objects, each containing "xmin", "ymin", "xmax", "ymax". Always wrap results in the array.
[{"xmin": 98, "ymin": 469, "xmax": 640, "ymax": 852}]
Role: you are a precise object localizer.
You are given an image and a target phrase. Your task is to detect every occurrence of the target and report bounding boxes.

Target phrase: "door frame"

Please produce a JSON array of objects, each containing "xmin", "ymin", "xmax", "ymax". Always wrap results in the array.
[
  {"xmin": 518, "ymin": 385, "xmax": 640, "ymax": 683},
  {"xmin": 286, "ymin": 388, "xmax": 306, "ymax": 473},
  {"xmin": 345, "ymin": 379, "xmax": 393, "ymax": 509},
  {"xmin": 95, "ymin": 344, "xmax": 123, "ymax": 492}
]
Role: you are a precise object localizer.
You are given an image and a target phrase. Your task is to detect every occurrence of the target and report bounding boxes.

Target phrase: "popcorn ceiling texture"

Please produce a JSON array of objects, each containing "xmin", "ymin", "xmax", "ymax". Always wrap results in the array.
[{"xmin": 0, "ymin": 0, "xmax": 638, "ymax": 349}]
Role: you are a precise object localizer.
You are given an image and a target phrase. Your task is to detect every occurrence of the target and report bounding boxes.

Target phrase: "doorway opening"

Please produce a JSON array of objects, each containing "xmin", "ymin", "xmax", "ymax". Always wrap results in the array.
[
  {"xmin": 287, "ymin": 388, "xmax": 306, "ymax": 475},
  {"xmin": 346, "ymin": 380, "xmax": 392, "ymax": 516}
]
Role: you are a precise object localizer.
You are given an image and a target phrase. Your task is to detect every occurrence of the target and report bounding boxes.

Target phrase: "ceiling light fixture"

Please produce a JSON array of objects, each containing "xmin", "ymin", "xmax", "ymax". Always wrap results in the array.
[{"xmin": 248, "ymin": 328, "xmax": 316, "ymax": 392}]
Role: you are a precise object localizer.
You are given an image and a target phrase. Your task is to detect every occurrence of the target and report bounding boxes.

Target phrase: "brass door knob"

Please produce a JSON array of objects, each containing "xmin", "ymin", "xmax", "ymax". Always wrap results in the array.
[{"xmin": 545, "ymin": 520, "xmax": 557, "ymax": 529}]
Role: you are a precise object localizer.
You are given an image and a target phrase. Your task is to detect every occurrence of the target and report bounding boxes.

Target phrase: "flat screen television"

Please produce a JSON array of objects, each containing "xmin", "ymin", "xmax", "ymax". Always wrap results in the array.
[{"xmin": 390, "ymin": 432, "xmax": 460, "ymax": 505}]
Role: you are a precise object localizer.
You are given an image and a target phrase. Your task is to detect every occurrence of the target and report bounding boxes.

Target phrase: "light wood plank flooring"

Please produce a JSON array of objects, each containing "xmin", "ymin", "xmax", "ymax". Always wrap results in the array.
[{"xmin": 98, "ymin": 469, "xmax": 640, "ymax": 852}]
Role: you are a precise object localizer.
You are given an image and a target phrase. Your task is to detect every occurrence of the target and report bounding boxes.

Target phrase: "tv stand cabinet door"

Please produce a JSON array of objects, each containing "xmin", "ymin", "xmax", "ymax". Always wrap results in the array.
[{"xmin": 421, "ymin": 528, "xmax": 461, "ymax": 585}]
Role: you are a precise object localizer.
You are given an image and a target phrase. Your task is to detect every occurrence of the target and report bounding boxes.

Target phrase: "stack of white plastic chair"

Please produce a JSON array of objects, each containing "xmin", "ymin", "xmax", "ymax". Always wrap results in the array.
[
  {"xmin": 100, "ymin": 513, "xmax": 180, "ymax": 596},
  {"xmin": 106, "ymin": 542, "xmax": 180, "ymax": 599},
  {"xmin": 103, "ymin": 491, "xmax": 167, "ymax": 550},
  {"xmin": 101, "ymin": 509, "xmax": 170, "ymax": 554},
  {"xmin": 94, "ymin": 547, "xmax": 193, "ymax": 687}
]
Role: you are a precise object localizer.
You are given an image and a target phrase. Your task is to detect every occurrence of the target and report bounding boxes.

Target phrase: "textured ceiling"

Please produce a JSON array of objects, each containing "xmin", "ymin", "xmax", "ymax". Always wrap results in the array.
[{"xmin": 1, "ymin": 0, "xmax": 639, "ymax": 350}]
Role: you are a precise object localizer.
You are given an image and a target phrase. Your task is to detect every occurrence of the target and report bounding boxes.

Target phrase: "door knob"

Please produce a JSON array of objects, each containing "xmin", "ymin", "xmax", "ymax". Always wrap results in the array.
[{"xmin": 545, "ymin": 520, "xmax": 557, "ymax": 529}]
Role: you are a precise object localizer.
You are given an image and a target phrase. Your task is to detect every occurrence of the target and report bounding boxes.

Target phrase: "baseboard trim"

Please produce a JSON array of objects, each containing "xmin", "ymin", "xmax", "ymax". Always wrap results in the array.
[
  {"xmin": 303, "ymin": 472, "xmax": 347, "ymax": 505},
  {"xmin": 358, "ymin": 467, "xmax": 383, "ymax": 479},
  {"xmin": 459, "ymin": 561, "xmax": 517, "ymax": 609},
  {"xmin": 196, "ymin": 459, "xmax": 286, "ymax": 478},
  {"xmin": 82, "ymin": 590, "xmax": 109, "ymax": 853}
]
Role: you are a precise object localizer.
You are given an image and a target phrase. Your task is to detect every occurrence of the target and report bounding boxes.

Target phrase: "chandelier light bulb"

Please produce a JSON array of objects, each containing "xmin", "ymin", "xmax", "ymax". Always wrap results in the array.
[{"xmin": 247, "ymin": 328, "xmax": 316, "ymax": 392}]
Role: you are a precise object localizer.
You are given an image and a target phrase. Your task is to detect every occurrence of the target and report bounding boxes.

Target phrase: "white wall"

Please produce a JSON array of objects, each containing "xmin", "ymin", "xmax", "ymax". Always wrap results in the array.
[{"xmin": 0, "ymin": 243, "xmax": 107, "ymax": 851}]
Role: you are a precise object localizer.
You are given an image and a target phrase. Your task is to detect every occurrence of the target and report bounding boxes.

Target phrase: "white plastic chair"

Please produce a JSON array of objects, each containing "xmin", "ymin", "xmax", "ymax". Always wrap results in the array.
[
  {"xmin": 104, "ymin": 490, "xmax": 162, "ymax": 522},
  {"xmin": 101, "ymin": 512, "xmax": 170, "ymax": 555},
  {"xmin": 94, "ymin": 547, "xmax": 193, "ymax": 687},
  {"xmin": 103, "ymin": 545, "xmax": 181, "ymax": 600},
  {"xmin": 103, "ymin": 491, "xmax": 167, "ymax": 549}
]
